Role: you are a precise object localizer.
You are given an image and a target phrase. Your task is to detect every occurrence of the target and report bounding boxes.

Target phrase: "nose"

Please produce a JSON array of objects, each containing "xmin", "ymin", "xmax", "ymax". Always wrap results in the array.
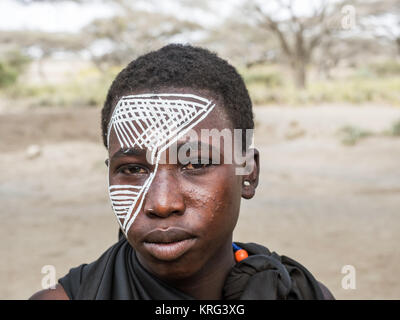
[{"xmin": 143, "ymin": 168, "xmax": 185, "ymax": 219}]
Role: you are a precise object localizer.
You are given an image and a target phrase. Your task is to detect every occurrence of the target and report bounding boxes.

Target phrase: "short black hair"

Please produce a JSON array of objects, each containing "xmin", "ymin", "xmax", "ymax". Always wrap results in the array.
[{"xmin": 101, "ymin": 43, "xmax": 254, "ymax": 148}]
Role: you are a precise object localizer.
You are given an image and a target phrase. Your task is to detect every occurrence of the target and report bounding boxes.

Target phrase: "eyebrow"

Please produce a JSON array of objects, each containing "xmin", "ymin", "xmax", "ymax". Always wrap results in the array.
[
  {"xmin": 110, "ymin": 147, "xmax": 147, "ymax": 161},
  {"xmin": 110, "ymin": 141, "xmax": 222, "ymax": 162}
]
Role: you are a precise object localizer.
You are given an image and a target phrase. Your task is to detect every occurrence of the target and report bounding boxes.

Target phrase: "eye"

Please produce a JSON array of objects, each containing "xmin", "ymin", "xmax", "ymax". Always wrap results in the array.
[
  {"xmin": 184, "ymin": 163, "xmax": 205, "ymax": 170},
  {"xmin": 182, "ymin": 159, "xmax": 212, "ymax": 171},
  {"xmin": 118, "ymin": 164, "xmax": 148, "ymax": 175}
]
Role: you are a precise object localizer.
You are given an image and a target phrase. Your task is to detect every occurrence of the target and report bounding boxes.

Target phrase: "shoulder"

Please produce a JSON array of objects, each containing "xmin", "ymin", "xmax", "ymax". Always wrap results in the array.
[
  {"xmin": 30, "ymin": 239, "xmax": 128, "ymax": 300},
  {"xmin": 29, "ymin": 284, "xmax": 69, "ymax": 300},
  {"xmin": 318, "ymin": 281, "xmax": 335, "ymax": 300}
]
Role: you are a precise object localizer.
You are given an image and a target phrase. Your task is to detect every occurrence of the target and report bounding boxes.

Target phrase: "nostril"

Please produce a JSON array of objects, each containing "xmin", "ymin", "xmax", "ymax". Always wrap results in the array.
[
  {"xmin": 145, "ymin": 208, "xmax": 158, "ymax": 218},
  {"xmin": 145, "ymin": 207, "xmax": 184, "ymax": 219},
  {"xmin": 171, "ymin": 209, "xmax": 183, "ymax": 215}
]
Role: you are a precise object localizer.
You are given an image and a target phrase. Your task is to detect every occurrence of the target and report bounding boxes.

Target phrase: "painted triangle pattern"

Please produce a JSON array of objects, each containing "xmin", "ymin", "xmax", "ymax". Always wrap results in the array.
[
  {"xmin": 110, "ymin": 94, "xmax": 212, "ymax": 151},
  {"xmin": 107, "ymin": 93, "xmax": 216, "ymax": 235}
]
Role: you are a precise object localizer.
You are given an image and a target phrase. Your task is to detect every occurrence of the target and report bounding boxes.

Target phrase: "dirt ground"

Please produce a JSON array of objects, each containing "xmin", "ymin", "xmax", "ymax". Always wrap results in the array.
[{"xmin": 1, "ymin": 103, "xmax": 399, "ymax": 300}]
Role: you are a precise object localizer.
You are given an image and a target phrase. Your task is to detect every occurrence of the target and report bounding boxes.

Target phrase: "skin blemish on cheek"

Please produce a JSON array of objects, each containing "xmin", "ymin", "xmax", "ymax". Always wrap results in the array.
[{"xmin": 107, "ymin": 93, "xmax": 216, "ymax": 236}]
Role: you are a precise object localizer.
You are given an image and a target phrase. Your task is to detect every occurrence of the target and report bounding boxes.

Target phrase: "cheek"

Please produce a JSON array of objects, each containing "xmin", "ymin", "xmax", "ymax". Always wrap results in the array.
[
  {"xmin": 125, "ymin": 165, "xmax": 242, "ymax": 248},
  {"xmin": 186, "ymin": 165, "xmax": 242, "ymax": 235}
]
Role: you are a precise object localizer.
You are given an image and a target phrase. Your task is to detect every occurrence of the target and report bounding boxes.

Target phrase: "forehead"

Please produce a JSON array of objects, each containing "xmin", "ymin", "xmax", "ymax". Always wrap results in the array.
[{"xmin": 107, "ymin": 91, "xmax": 232, "ymax": 153}]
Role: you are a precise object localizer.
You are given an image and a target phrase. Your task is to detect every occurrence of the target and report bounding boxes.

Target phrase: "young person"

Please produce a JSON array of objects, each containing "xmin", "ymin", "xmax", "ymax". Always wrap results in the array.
[{"xmin": 30, "ymin": 44, "xmax": 334, "ymax": 300}]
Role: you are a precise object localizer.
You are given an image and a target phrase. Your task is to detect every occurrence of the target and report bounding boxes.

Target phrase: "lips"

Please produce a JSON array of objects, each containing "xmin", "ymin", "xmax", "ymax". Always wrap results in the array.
[
  {"xmin": 143, "ymin": 227, "xmax": 194, "ymax": 243},
  {"xmin": 142, "ymin": 227, "xmax": 197, "ymax": 261}
]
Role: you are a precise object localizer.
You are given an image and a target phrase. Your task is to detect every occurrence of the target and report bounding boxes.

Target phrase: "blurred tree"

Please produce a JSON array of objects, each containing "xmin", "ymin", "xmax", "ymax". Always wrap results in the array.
[
  {"xmin": 314, "ymin": 36, "xmax": 380, "ymax": 79},
  {"xmin": 0, "ymin": 30, "xmax": 86, "ymax": 80},
  {"xmin": 83, "ymin": 0, "xmax": 202, "ymax": 70},
  {"xmin": 0, "ymin": 50, "xmax": 31, "ymax": 88},
  {"xmin": 241, "ymin": 0, "xmax": 354, "ymax": 88},
  {"xmin": 357, "ymin": 0, "xmax": 400, "ymax": 56},
  {"xmin": 200, "ymin": 17, "xmax": 278, "ymax": 67},
  {"xmin": 2, "ymin": 0, "xmax": 203, "ymax": 75}
]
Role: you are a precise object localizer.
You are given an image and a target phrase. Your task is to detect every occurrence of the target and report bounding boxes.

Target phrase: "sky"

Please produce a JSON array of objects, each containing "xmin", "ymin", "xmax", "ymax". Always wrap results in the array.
[
  {"xmin": 0, "ymin": 0, "xmax": 240, "ymax": 33},
  {"xmin": 0, "ymin": 0, "xmax": 241, "ymax": 57},
  {"xmin": 0, "ymin": 0, "xmax": 116, "ymax": 33},
  {"xmin": 0, "ymin": 0, "xmax": 395, "ymax": 43}
]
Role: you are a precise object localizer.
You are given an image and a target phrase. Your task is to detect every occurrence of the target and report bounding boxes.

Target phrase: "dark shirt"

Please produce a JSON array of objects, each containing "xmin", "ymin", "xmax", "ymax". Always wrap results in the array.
[{"xmin": 59, "ymin": 238, "xmax": 333, "ymax": 300}]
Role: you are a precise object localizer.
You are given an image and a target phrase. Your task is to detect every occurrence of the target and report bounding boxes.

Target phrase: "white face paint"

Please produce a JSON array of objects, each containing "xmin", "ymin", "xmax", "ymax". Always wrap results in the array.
[{"xmin": 107, "ymin": 93, "xmax": 215, "ymax": 236}]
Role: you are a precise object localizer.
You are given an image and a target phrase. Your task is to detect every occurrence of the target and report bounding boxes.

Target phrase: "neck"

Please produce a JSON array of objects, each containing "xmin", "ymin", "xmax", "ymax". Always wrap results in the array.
[{"xmin": 169, "ymin": 240, "xmax": 236, "ymax": 300}]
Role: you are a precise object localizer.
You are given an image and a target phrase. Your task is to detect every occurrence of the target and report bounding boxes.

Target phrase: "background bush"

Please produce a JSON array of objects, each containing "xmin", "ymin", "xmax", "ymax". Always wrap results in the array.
[{"xmin": 0, "ymin": 51, "xmax": 31, "ymax": 88}]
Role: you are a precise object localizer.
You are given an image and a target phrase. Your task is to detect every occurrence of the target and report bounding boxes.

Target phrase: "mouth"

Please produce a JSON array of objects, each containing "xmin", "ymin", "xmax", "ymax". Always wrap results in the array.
[{"xmin": 142, "ymin": 227, "xmax": 197, "ymax": 261}]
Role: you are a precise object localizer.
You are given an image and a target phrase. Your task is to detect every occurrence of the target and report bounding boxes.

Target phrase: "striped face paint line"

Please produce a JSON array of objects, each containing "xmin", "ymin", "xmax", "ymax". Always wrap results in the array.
[
  {"xmin": 109, "ymin": 185, "xmax": 142, "ymax": 218},
  {"xmin": 107, "ymin": 93, "xmax": 216, "ymax": 235}
]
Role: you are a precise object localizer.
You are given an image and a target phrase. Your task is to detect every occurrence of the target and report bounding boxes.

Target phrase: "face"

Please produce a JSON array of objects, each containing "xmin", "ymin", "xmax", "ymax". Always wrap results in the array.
[{"xmin": 107, "ymin": 88, "xmax": 259, "ymax": 281}]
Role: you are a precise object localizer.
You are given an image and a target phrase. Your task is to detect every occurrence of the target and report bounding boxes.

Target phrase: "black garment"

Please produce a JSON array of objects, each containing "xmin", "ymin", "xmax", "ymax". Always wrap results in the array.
[{"xmin": 58, "ymin": 238, "xmax": 326, "ymax": 300}]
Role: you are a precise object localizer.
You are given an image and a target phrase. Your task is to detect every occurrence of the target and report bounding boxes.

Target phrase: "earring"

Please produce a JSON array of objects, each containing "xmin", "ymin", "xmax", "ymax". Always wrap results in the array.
[{"xmin": 243, "ymin": 180, "xmax": 250, "ymax": 186}]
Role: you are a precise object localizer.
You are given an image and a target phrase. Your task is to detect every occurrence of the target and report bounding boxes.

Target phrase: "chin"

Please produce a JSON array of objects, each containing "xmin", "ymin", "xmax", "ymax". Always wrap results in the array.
[
  {"xmin": 152, "ymin": 260, "xmax": 204, "ymax": 282},
  {"xmin": 139, "ymin": 247, "xmax": 206, "ymax": 282}
]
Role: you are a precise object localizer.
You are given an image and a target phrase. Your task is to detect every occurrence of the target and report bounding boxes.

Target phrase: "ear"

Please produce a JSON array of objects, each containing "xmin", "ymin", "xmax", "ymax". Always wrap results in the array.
[{"xmin": 241, "ymin": 148, "xmax": 260, "ymax": 200}]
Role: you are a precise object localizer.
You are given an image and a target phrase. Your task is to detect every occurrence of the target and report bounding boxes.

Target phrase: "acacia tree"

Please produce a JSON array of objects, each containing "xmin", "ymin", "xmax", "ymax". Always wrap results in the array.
[
  {"xmin": 83, "ymin": 0, "xmax": 202, "ymax": 70},
  {"xmin": 243, "ymin": 0, "xmax": 351, "ymax": 88},
  {"xmin": 0, "ymin": 30, "xmax": 86, "ymax": 80},
  {"xmin": 357, "ymin": 0, "xmax": 400, "ymax": 56},
  {"xmin": 8, "ymin": 0, "xmax": 203, "ymax": 73}
]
